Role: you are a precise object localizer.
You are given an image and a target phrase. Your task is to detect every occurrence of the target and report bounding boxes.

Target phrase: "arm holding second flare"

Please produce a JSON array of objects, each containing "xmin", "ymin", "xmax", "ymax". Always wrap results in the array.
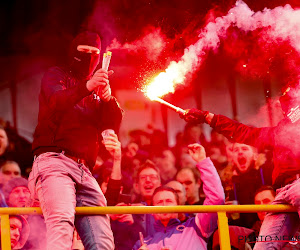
[{"xmin": 180, "ymin": 108, "xmax": 270, "ymax": 148}]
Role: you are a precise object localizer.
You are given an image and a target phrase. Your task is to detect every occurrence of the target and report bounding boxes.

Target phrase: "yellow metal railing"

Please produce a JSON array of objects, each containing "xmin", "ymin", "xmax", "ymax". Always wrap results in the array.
[{"xmin": 0, "ymin": 205, "xmax": 296, "ymax": 250}]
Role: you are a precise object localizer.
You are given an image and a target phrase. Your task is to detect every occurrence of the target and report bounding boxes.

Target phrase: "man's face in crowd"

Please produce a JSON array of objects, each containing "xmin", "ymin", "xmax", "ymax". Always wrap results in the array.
[
  {"xmin": 8, "ymin": 187, "xmax": 31, "ymax": 207},
  {"xmin": 232, "ymin": 143, "xmax": 257, "ymax": 174},
  {"xmin": 1, "ymin": 162, "xmax": 21, "ymax": 185},
  {"xmin": 0, "ymin": 128, "xmax": 8, "ymax": 156},
  {"xmin": 176, "ymin": 168, "xmax": 200, "ymax": 204},
  {"xmin": 136, "ymin": 168, "xmax": 161, "ymax": 200},
  {"xmin": 157, "ymin": 150, "xmax": 176, "ymax": 172},
  {"xmin": 254, "ymin": 190, "xmax": 275, "ymax": 221},
  {"xmin": 152, "ymin": 190, "xmax": 178, "ymax": 223},
  {"xmin": 165, "ymin": 181, "xmax": 186, "ymax": 205},
  {"xmin": 10, "ymin": 217, "xmax": 22, "ymax": 248}
]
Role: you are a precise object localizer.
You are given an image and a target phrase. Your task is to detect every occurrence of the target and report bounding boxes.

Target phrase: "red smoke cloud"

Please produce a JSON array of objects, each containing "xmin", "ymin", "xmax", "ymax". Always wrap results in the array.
[
  {"xmin": 191, "ymin": 0, "xmax": 300, "ymax": 81},
  {"xmin": 141, "ymin": 0, "xmax": 300, "ymax": 96},
  {"xmin": 107, "ymin": 27, "xmax": 167, "ymax": 61}
]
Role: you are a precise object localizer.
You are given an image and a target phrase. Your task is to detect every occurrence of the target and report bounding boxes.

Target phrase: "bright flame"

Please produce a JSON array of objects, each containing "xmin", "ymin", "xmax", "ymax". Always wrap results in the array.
[
  {"xmin": 143, "ymin": 63, "xmax": 187, "ymax": 100},
  {"xmin": 142, "ymin": 0, "xmax": 300, "ymax": 100}
]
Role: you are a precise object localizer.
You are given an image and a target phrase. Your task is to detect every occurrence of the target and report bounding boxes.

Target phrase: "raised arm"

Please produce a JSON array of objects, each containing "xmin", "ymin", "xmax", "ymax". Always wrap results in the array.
[
  {"xmin": 187, "ymin": 143, "xmax": 225, "ymax": 238},
  {"xmin": 102, "ymin": 132, "xmax": 122, "ymax": 206}
]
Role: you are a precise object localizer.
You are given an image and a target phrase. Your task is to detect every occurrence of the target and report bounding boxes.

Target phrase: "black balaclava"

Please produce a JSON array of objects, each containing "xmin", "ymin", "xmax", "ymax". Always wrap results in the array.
[{"xmin": 69, "ymin": 31, "xmax": 101, "ymax": 80}]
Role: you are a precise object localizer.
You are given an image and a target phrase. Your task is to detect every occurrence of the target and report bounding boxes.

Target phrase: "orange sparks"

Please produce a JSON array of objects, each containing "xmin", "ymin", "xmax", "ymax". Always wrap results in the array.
[
  {"xmin": 143, "ymin": 66, "xmax": 184, "ymax": 100},
  {"xmin": 142, "ymin": 68, "xmax": 186, "ymax": 115}
]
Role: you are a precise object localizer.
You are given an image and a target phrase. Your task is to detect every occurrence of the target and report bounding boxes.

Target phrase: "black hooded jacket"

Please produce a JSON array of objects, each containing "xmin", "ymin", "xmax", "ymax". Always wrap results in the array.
[{"xmin": 32, "ymin": 66, "xmax": 123, "ymax": 168}]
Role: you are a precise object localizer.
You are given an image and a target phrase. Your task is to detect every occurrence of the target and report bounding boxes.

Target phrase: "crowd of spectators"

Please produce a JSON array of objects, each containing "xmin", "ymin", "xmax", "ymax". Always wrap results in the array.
[{"xmin": 1, "ymin": 116, "xmax": 299, "ymax": 250}]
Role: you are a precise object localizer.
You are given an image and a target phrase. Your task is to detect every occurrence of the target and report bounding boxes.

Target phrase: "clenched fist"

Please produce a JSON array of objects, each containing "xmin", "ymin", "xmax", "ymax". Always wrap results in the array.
[
  {"xmin": 187, "ymin": 143, "xmax": 207, "ymax": 163},
  {"xmin": 180, "ymin": 108, "xmax": 209, "ymax": 124}
]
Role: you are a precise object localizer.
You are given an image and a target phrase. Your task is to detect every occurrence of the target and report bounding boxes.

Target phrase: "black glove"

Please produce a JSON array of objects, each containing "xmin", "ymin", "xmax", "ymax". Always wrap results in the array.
[{"xmin": 180, "ymin": 108, "xmax": 209, "ymax": 123}]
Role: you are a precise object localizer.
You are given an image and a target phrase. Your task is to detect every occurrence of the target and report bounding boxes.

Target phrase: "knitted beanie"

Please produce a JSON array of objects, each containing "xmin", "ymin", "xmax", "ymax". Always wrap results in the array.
[{"xmin": 2, "ymin": 177, "xmax": 29, "ymax": 203}]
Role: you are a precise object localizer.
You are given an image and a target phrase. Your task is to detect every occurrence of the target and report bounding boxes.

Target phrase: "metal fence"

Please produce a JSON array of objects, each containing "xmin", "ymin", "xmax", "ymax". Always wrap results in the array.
[{"xmin": 0, "ymin": 205, "xmax": 296, "ymax": 250}]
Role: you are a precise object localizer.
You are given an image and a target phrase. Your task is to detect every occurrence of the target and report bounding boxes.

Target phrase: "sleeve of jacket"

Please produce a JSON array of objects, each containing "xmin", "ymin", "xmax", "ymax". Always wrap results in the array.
[
  {"xmin": 210, "ymin": 114, "xmax": 274, "ymax": 150},
  {"xmin": 41, "ymin": 67, "xmax": 91, "ymax": 112},
  {"xmin": 105, "ymin": 179, "xmax": 122, "ymax": 206},
  {"xmin": 98, "ymin": 96, "xmax": 124, "ymax": 133},
  {"xmin": 195, "ymin": 157, "xmax": 225, "ymax": 238}
]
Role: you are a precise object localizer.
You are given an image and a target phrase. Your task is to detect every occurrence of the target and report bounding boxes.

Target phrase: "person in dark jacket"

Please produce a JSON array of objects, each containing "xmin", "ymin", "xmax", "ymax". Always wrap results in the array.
[
  {"xmin": 228, "ymin": 143, "xmax": 264, "ymax": 228},
  {"xmin": 180, "ymin": 83, "xmax": 300, "ymax": 249},
  {"xmin": 109, "ymin": 161, "xmax": 162, "ymax": 249},
  {"xmin": 176, "ymin": 167, "xmax": 204, "ymax": 206},
  {"xmin": 28, "ymin": 31, "xmax": 123, "ymax": 250},
  {"xmin": 100, "ymin": 130, "xmax": 122, "ymax": 206},
  {"xmin": 96, "ymin": 131, "xmax": 141, "ymax": 250}
]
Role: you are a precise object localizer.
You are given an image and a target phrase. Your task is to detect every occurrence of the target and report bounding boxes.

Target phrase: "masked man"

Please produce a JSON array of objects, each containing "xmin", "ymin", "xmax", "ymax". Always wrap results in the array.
[
  {"xmin": 28, "ymin": 31, "xmax": 123, "ymax": 250},
  {"xmin": 181, "ymin": 83, "xmax": 300, "ymax": 249}
]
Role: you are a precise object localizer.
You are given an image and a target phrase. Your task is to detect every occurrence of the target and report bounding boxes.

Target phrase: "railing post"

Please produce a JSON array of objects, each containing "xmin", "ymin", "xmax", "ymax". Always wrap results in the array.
[
  {"xmin": 217, "ymin": 212, "xmax": 231, "ymax": 250},
  {"xmin": 1, "ymin": 214, "xmax": 11, "ymax": 250}
]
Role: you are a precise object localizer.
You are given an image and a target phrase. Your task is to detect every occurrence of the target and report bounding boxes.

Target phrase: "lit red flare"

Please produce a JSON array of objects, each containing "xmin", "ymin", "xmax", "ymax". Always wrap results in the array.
[
  {"xmin": 142, "ymin": 66, "xmax": 185, "ymax": 100},
  {"xmin": 143, "ymin": 71, "xmax": 185, "ymax": 115},
  {"xmin": 152, "ymin": 96, "xmax": 186, "ymax": 115}
]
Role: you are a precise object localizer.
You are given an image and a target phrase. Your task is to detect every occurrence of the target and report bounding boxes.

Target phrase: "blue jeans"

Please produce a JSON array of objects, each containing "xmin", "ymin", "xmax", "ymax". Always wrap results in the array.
[
  {"xmin": 254, "ymin": 179, "xmax": 300, "ymax": 249},
  {"xmin": 28, "ymin": 152, "xmax": 114, "ymax": 250}
]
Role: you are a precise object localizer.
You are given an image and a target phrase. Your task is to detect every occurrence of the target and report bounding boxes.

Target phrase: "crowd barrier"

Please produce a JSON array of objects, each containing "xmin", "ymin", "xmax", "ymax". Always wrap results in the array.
[{"xmin": 0, "ymin": 205, "xmax": 296, "ymax": 250}]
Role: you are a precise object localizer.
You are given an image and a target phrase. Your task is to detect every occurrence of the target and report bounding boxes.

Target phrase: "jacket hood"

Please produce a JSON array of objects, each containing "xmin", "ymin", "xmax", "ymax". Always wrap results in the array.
[{"xmin": 10, "ymin": 215, "xmax": 30, "ymax": 249}]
